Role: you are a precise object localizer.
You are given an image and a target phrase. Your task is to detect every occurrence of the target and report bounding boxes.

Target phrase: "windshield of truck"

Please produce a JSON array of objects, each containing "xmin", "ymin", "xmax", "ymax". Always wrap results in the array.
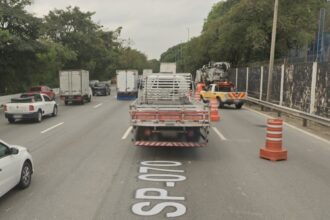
[{"xmin": 216, "ymin": 86, "xmax": 232, "ymax": 92}]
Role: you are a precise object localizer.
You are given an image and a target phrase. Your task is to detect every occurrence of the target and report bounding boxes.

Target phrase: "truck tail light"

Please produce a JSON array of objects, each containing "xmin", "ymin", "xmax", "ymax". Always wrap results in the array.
[
  {"xmin": 3, "ymin": 105, "xmax": 7, "ymax": 112},
  {"xmin": 29, "ymin": 105, "xmax": 34, "ymax": 111}
]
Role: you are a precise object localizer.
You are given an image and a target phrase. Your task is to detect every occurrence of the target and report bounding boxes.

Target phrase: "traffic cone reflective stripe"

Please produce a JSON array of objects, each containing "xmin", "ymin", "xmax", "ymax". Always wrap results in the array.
[
  {"xmin": 260, "ymin": 118, "xmax": 287, "ymax": 161},
  {"xmin": 194, "ymin": 91, "xmax": 201, "ymax": 101},
  {"xmin": 210, "ymin": 99, "xmax": 220, "ymax": 122}
]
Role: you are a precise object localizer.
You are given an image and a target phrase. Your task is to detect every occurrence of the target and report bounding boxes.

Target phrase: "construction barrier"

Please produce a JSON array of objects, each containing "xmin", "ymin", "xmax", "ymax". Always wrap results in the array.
[
  {"xmin": 210, "ymin": 98, "xmax": 220, "ymax": 122},
  {"xmin": 260, "ymin": 118, "xmax": 287, "ymax": 161}
]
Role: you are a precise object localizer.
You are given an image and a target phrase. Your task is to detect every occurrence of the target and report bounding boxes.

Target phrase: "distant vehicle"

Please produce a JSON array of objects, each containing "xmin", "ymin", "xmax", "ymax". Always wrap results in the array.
[
  {"xmin": 27, "ymin": 85, "xmax": 55, "ymax": 101},
  {"xmin": 160, "ymin": 62, "xmax": 176, "ymax": 73},
  {"xmin": 0, "ymin": 139, "xmax": 33, "ymax": 197},
  {"xmin": 116, "ymin": 70, "xmax": 139, "ymax": 100},
  {"xmin": 142, "ymin": 69, "xmax": 153, "ymax": 75},
  {"xmin": 89, "ymin": 80, "xmax": 99, "ymax": 88},
  {"xmin": 59, "ymin": 70, "xmax": 92, "ymax": 105},
  {"xmin": 141, "ymin": 69, "xmax": 153, "ymax": 89},
  {"xmin": 4, "ymin": 93, "xmax": 58, "ymax": 123},
  {"xmin": 92, "ymin": 82, "xmax": 111, "ymax": 96}
]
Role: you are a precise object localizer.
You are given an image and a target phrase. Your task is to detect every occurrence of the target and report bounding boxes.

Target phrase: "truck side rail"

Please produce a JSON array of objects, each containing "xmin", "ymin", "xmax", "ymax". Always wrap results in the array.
[{"xmin": 130, "ymin": 101, "xmax": 210, "ymax": 127}]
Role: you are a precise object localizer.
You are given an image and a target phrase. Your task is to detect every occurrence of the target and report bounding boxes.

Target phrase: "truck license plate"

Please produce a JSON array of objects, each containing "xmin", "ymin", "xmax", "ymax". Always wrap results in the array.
[{"xmin": 13, "ymin": 115, "xmax": 22, "ymax": 119}]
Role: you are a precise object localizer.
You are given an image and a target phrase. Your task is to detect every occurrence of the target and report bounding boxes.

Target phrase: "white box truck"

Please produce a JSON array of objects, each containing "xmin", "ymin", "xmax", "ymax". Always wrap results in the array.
[
  {"xmin": 116, "ymin": 69, "xmax": 139, "ymax": 100},
  {"xmin": 59, "ymin": 70, "xmax": 92, "ymax": 105},
  {"xmin": 160, "ymin": 62, "xmax": 176, "ymax": 74}
]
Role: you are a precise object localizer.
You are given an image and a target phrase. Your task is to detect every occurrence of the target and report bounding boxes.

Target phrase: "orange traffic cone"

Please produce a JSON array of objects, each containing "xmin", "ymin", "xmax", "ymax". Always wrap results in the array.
[
  {"xmin": 194, "ymin": 91, "xmax": 201, "ymax": 101},
  {"xmin": 260, "ymin": 118, "xmax": 287, "ymax": 161},
  {"xmin": 196, "ymin": 83, "xmax": 205, "ymax": 92},
  {"xmin": 210, "ymin": 99, "xmax": 220, "ymax": 122}
]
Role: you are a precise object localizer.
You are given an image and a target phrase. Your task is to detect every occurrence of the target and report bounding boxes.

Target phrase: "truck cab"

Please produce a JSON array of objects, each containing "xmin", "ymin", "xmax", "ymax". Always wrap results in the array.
[{"xmin": 200, "ymin": 81, "xmax": 246, "ymax": 109}]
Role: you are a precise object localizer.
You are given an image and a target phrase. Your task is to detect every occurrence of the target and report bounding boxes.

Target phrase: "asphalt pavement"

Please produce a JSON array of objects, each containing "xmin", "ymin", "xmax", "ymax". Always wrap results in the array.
[{"xmin": 0, "ymin": 92, "xmax": 330, "ymax": 220}]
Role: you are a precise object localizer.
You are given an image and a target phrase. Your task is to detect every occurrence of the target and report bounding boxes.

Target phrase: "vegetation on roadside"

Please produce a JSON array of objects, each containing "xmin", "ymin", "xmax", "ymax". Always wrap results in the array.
[
  {"xmin": 0, "ymin": 1, "xmax": 159, "ymax": 94},
  {"xmin": 160, "ymin": 0, "xmax": 324, "ymax": 73}
]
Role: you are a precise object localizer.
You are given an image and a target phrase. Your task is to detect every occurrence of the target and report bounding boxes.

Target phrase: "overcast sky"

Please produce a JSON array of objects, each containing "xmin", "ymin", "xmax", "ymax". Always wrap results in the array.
[{"xmin": 27, "ymin": 0, "xmax": 220, "ymax": 60}]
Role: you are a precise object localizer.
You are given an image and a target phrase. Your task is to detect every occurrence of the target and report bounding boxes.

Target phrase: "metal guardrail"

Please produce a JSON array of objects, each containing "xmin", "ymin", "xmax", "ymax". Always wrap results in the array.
[{"xmin": 247, "ymin": 97, "xmax": 330, "ymax": 127}]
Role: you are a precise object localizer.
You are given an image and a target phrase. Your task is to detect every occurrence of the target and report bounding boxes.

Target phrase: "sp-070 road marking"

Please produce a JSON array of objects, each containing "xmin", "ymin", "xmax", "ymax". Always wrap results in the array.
[
  {"xmin": 41, "ymin": 122, "xmax": 64, "ymax": 134},
  {"xmin": 132, "ymin": 161, "xmax": 187, "ymax": 218},
  {"xmin": 121, "ymin": 126, "xmax": 133, "ymax": 140},
  {"xmin": 212, "ymin": 127, "xmax": 227, "ymax": 141},
  {"xmin": 244, "ymin": 106, "xmax": 330, "ymax": 145},
  {"xmin": 93, "ymin": 103, "xmax": 103, "ymax": 109}
]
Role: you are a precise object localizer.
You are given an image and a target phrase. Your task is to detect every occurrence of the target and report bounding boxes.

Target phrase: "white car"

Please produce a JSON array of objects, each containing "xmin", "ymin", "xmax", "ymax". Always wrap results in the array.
[
  {"xmin": 4, "ymin": 93, "xmax": 58, "ymax": 123},
  {"xmin": 0, "ymin": 140, "xmax": 33, "ymax": 197}
]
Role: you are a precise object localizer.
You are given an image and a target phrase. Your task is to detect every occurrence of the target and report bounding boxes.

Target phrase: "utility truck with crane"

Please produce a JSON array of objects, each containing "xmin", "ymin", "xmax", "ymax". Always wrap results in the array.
[{"xmin": 197, "ymin": 62, "xmax": 247, "ymax": 109}]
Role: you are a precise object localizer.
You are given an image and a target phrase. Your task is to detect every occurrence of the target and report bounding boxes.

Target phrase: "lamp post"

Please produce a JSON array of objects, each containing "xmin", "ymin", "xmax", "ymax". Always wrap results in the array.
[{"xmin": 266, "ymin": 0, "xmax": 279, "ymax": 102}]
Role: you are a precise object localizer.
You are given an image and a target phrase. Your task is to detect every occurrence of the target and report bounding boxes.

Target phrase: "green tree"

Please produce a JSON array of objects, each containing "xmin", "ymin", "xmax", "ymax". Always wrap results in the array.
[{"xmin": 0, "ymin": 0, "xmax": 43, "ymax": 93}]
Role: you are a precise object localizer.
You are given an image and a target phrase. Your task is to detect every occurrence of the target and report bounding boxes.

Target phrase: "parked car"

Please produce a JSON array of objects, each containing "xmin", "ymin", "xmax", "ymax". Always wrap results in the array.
[
  {"xmin": 92, "ymin": 82, "xmax": 111, "ymax": 96},
  {"xmin": 4, "ymin": 93, "xmax": 57, "ymax": 123},
  {"xmin": 27, "ymin": 86, "xmax": 56, "ymax": 100},
  {"xmin": 0, "ymin": 140, "xmax": 33, "ymax": 197}
]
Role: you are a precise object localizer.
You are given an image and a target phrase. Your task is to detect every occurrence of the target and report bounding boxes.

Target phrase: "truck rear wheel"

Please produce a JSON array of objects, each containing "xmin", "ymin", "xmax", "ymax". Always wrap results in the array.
[
  {"xmin": 235, "ymin": 103, "xmax": 243, "ymax": 109},
  {"xmin": 8, "ymin": 118, "xmax": 15, "ymax": 124},
  {"xmin": 52, "ymin": 106, "xmax": 58, "ymax": 117},
  {"xmin": 201, "ymin": 96, "xmax": 207, "ymax": 103},
  {"xmin": 36, "ymin": 111, "xmax": 43, "ymax": 123},
  {"xmin": 217, "ymin": 97, "xmax": 224, "ymax": 108}
]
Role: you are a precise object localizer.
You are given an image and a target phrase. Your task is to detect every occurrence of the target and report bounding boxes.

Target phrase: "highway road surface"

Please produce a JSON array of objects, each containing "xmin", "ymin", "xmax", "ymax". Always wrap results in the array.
[{"xmin": 0, "ymin": 92, "xmax": 330, "ymax": 220}]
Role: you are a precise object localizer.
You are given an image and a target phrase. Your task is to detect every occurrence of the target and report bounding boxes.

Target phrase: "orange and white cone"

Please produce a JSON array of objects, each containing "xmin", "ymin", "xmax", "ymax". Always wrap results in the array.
[
  {"xmin": 194, "ymin": 90, "xmax": 201, "ymax": 101},
  {"xmin": 260, "ymin": 118, "xmax": 287, "ymax": 161},
  {"xmin": 210, "ymin": 99, "xmax": 220, "ymax": 122}
]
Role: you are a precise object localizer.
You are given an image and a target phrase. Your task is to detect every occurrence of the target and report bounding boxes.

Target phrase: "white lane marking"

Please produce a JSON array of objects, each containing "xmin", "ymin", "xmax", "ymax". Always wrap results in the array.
[
  {"xmin": 212, "ymin": 127, "xmax": 227, "ymax": 141},
  {"xmin": 41, "ymin": 122, "xmax": 64, "ymax": 134},
  {"xmin": 122, "ymin": 126, "xmax": 133, "ymax": 140},
  {"xmin": 244, "ymin": 106, "xmax": 330, "ymax": 145},
  {"xmin": 93, "ymin": 103, "xmax": 103, "ymax": 109},
  {"xmin": 166, "ymin": 182, "xmax": 175, "ymax": 187}
]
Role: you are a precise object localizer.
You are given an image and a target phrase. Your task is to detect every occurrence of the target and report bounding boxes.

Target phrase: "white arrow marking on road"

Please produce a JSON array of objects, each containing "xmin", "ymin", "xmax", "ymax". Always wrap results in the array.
[
  {"xmin": 41, "ymin": 122, "xmax": 64, "ymax": 134},
  {"xmin": 93, "ymin": 103, "xmax": 103, "ymax": 109},
  {"xmin": 122, "ymin": 126, "xmax": 133, "ymax": 140},
  {"xmin": 212, "ymin": 127, "xmax": 227, "ymax": 141}
]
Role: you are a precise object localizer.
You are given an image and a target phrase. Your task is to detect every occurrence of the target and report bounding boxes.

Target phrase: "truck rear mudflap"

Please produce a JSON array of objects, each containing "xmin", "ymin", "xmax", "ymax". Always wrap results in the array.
[
  {"xmin": 132, "ymin": 126, "xmax": 209, "ymax": 148},
  {"xmin": 135, "ymin": 141, "xmax": 207, "ymax": 147}
]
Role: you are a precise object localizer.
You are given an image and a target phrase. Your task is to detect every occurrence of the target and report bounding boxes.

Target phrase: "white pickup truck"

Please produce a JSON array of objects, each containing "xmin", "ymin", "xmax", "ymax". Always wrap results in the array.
[{"xmin": 4, "ymin": 94, "xmax": 58, "ymax": 123}]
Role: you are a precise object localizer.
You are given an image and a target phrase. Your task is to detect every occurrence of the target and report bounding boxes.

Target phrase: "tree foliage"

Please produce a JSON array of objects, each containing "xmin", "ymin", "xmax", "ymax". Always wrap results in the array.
[
  {"xmin": 161, "ymin": 0, "xmax": 324, "ymax": 74},
  {"xmin": 0, "ymin": 2, "xmax": 152, "ymax": 94}
]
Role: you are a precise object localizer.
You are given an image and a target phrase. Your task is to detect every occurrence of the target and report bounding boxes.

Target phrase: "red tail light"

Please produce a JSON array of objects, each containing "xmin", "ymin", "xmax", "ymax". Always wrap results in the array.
[
  {"xmin": 3, "ymin": 105, "xmax": 7, "ymax": 112},
  {"xmin": 29, "ymin": 105, "xmax": 34, "ymax": 111}
]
